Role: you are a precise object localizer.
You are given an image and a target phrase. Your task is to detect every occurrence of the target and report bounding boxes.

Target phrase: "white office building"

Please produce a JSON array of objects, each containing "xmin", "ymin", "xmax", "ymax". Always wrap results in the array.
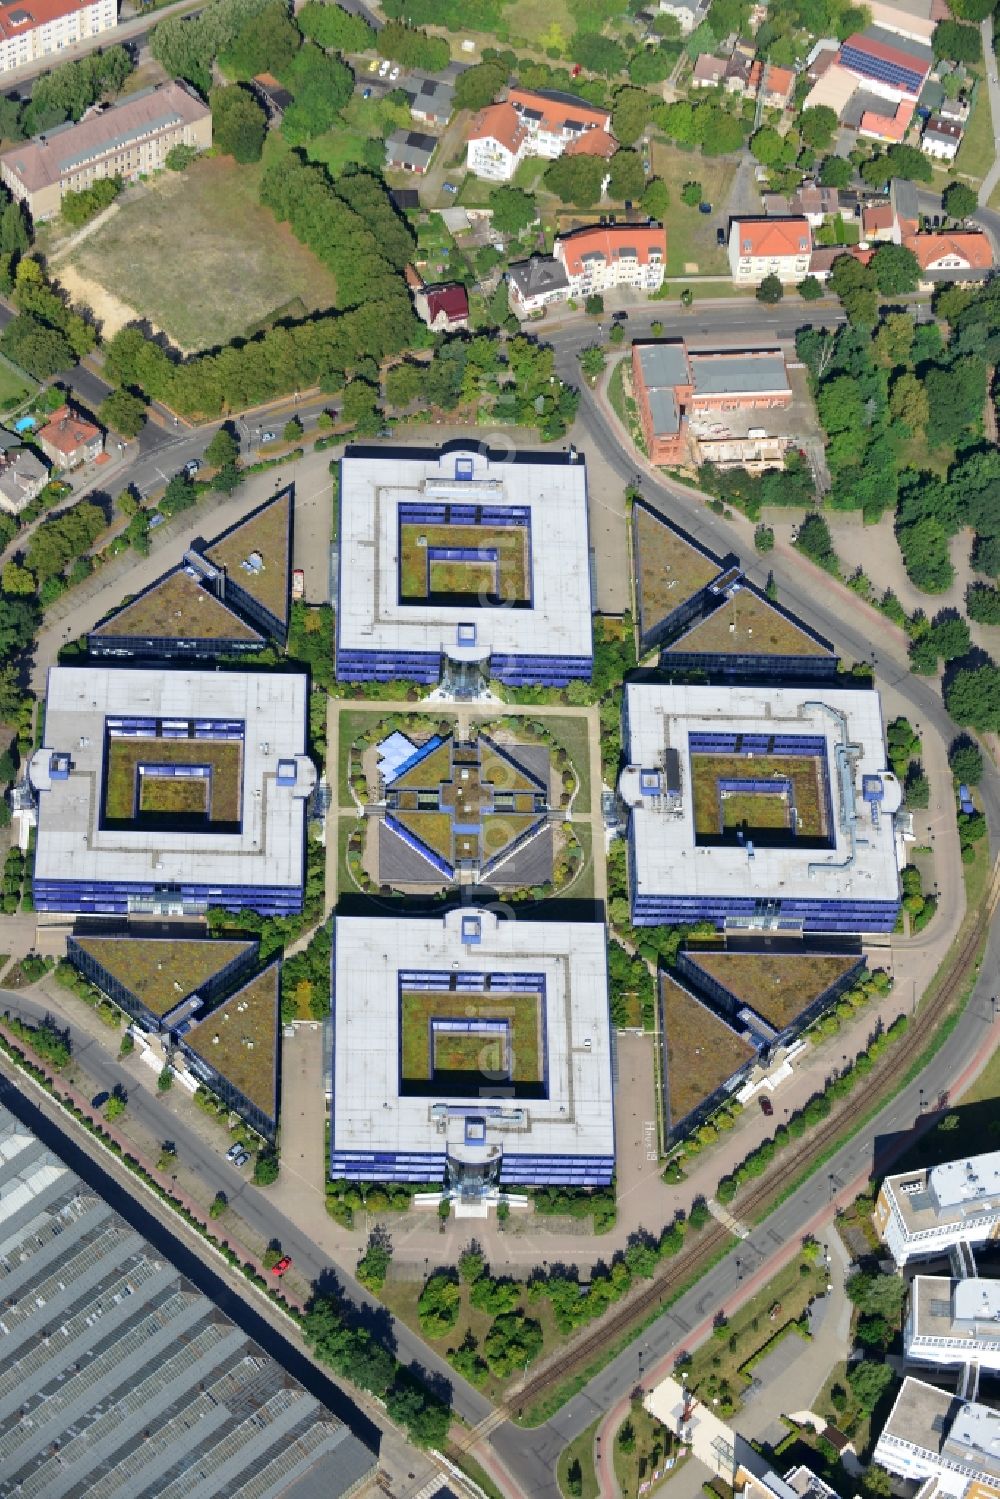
[
  {"xmin": 905, "ymin": 1277, "xmax": 1000, "ymax": 1372},
  {"xmin": 29, "ymin": 665, "xmax": 316, "ymax": 917},
  {"xmin": 874, "ymin": 1378, "xmax": 1000, "ymax": 1498},
  {"xmin": 335, "ymin": 441, "xmax": 594, "ymax": 691},
  {"xmin": 330, "ymin": 908, "xmax": 615, "ymax": 1192},
  {"xmin": 619, "ymin": 682, "xmax": 902, "ymax": 932},
  {"xmin": 875, "ymin": 1152, "xmax": 1000, "ymax": 1266}
]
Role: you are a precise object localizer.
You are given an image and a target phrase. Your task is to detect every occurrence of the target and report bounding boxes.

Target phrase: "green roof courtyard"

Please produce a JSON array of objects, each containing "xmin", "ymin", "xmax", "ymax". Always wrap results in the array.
[
  {"xmin": 184, "ymin": 963, "xmax": 280, "ymax": 1117},
  {"xmin": 633, "ymin": 504, "xmax": 721, "ymax": 640},
  {"xmin": 683, "ymin": 951, "xmax": 861, "ymax": 1030},
  {"xmin": 661, "ymin": 973, "xmax": 755, "ymax": 1131},
  {"xmin": 665, "ymin": 586, "xmax": 830, "ymax": 658},
  {"xmin": 72, "ymin": 937, "xmax": 257, "ymax": 1016},
  {"xmin": 204, "ymin": 489, "xmax": 291, "ymax": 625},
  {"xmin": 91, "ymin": 570, "xmax": 264, "ymax": 644}
]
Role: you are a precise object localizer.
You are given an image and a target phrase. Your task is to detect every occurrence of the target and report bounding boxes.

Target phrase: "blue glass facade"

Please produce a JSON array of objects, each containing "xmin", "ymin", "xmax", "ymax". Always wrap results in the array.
[
  {"xmin": 34, "ymin": 879, "xmax": 303, "ymax": 917},
  {"xmin": 335, "ymin": 646, "xmax": 593, "ymax": 687},
  {"xmin": 664, "ymin": 648, "xmax": 838, "ymax": 680}
]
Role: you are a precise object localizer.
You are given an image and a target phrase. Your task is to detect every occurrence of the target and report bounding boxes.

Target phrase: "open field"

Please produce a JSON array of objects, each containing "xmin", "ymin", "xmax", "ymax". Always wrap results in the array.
[
  {"xmin": 400, "ymin": 987, "xmax": 543, "ymax": 1085},
  {"xmin": 399, "ymin": 522, "xmax": 530, "ymax": 603},
  {"xmin": 649, "ymin": 139, "xmax": 735, "ymax": 275},
  {"xmin": 661, "ymin": 974, "xmax": 755, "ymax": 1130},
  {"xmin": 63, "ymin": 158, "xmax": 338, "ymax": 352},
  {"xmin": 691, "ymin": 753, "xmax": 827, "ymax": 841},
  {"xmin": 504, "ymin": 0, "xmax": 575, "ymax": 46},
  {"xmin": 688, "ymin": 952, "xmax": 860, "ymax": 1030},
  {"xmin": 955, "ymin": 83, "xmax": 994, "ymax": 182},
  {"xmin": 104, "ymin": 737, "xmax": 242, "ymax": 824}
]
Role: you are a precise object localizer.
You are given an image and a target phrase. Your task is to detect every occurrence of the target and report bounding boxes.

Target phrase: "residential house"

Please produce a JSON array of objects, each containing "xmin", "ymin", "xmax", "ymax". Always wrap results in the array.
[
  {"xmin": 862, "ymin": 200, "xmax": 895, "ymax": 240},
  {"xmin": 839, "ymin": 26, "xmax": 933, "ymax": 100},
  {"xmin": 554, "ymin": 222, "xmax": 666, "ymax": 298},
  {"xmin": 725, "ymin": 43, "xmax": 756, "ymax": 95},
  {"xmin": 0, "ymin": 81, "xmax": 211, "ymax": 220},
  {"xmin": 657, "ymin": 0, "xmax": 708, "ymax": 35},
  {"xmin": 0, "ymin": 0, "xmax": 117, "ymax": 77},
  {"xmin": 790, "ymin": 183, "xmax": 850, "ymax": 225},
  {"xmin": 385, "ymin": 128, "xmax": 437, "ymax": 174},
  {"xmin": 412, "ymin": 279, "xmax": 470, "ymax": 332},
  {"xmin": 405, "ymin": 75, "xmax": 454, "ymax": 126},
  {"xmin": 922, "ymin": 114, "xmax": 963, "ymax": 161},
  {"xmin": 691, "ymin": 53, "xmax": 726, "ymax": 87},
  {"xmin": 904, "ymin": 230, "xmax": 993, "ymax": 280},
  {"xmin": 938, "ymin": 93, "xmax": 971, "ymax": 125},
  {"xmin": 466, "ymin": 87, "xmax": 613, "ymax": 181},
  {"xmin": 631, "ymin": 340, "xmax": 792, "ymax": 464},
  {"xmin": 0, "ymin": 439, "xmax": 46, "ymax": 514},
  {"xmin": 36, "ymin": 404, "xmax": 102, "ymax": 469},
  {"xmin": 759, "ymin": 63, "xmax": 796, "ymax": 108},
  {"xmin": 728, "ymin": 216, "xmax": 812, "ymax": 283},
  {"xmin": 507, "ymin": 254, "xmax": 570, "ymax": 316},
  {"xmin": 890, "ymin": 175, "xmax": 919, "ymax": 239},
  {"xmin": 859, "ymin": 97, "xmax": 915, "ymax": 141}
]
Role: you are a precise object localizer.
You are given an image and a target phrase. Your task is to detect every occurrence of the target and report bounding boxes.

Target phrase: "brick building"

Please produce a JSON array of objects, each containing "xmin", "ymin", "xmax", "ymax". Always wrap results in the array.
[{"xmin": 631, "ymin": 341, "xmax": 792, "ymax": 463}]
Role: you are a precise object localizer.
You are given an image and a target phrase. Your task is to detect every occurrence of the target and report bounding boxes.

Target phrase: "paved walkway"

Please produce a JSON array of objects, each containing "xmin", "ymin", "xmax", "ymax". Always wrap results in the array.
[{"xmin": 979, "ymin": 14, "xmax": 1000, "ymax": 206}]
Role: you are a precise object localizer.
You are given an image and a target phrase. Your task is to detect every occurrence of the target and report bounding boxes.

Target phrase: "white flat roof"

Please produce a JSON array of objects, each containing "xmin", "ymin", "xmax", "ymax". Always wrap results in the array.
[
  {"xmin": 622, "ymin": 682, "xmax": 901, "ymax": 903},
  {"xmin": 931, "ymin": 1152, "xmax": 1000, "ymax": 1210},
  {"xmin": 336, "ymin": 444, "xmax": 593, "ymax": 661},
  {"xmin": 31, "ymin": 666, "xmax": 314, "ymax": 894},
  {"xmin": 332, "ymin": 908, "xmax": 614, "ymax": 1162}
]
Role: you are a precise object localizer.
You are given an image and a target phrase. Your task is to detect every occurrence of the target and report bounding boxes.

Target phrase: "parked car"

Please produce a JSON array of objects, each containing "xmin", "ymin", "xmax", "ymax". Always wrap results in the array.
[
  {"xmin": 759, "ymin": 1095, "xmax": 774, "ymax": 1116},
  {"xmin": 389, "ymin": 65, "xmax": 400, "ymax": 80},
  {"xmin": 698, "ymin": 201, "xmax": 712, "ymax": 214},
  {"xmin": 378, "ymin": 59, "xmax": 390, "ymax": 76},
  {"xmin": 91, "ymin": 1091, "xmax": 109, "ymax": 1110},
  {"xmin": 292, "ymin": 568, "xmax": 305, "ymax": 600},
  {"xmin": 612, "ymin": 311, "xmax": 628, "ymax": 322},
  {"xmin": 571, "ymin": 63, "xmax": 582, "ymax": 76},
  {"xmin": 184, "ymin": 459, "xmax": 200, "ymax": 477},
  {"xmin": 716, "ymin": 227, "xmax": 726, "ymax": 246},
  {"xmin": 261, "ymin": 430, "xmax": 276, "ymax": 443},
  {"xmin": 368, "ymin": 58, "xmax": 378, "ymax": 72},
  {"xmin": 443, "ymin": 182, "xmax": 458, "ymax": 194},
  {"xmin": 271, "ymin": 1256, "xmax": 292, "ymax": 1276},
  {"xmin": 362, "ymin": 86, "xmax": 372, "ymax": 99},
  {"xmin": 234, "ymin": 1149, "xmax": 251, "ymax": 1168},
  {"xmin": 226, "ymin": 1142, "xmax": 242, "ymax": 1162}
]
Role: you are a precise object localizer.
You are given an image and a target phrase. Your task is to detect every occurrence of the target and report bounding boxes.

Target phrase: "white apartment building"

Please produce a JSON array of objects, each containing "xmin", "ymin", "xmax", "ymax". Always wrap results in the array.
[
  {"xmin": 466, "ymin": 86, "xmax": 613, "ymax": 181},
  {"xmin": 874, "ymin": 1378, "xmax": 1000, "ymax": 1499},
  {"xmin": 905, "ymin": 1277, "xmax": 1000, "ymax": 1373},
  {"xmin": 508, "ymin": 221, "xmax": 665, "ymax": 317},
  {"xmin": 728, "ymin": 216, "xmax": 812, "ymax": 284},
  {"xmin": 0, "ymin": 0, "xmax": 116, "ymax": 76},
  {"xmin": 875, "ymin": 1152, "xmax": 1000, "ymax": 1266}
]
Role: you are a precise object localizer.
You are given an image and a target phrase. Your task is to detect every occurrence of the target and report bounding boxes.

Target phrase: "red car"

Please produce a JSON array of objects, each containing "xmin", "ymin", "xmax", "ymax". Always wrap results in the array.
[
  {"xmin": 271, "ymin": 1256, "xmax": 292, "ymax": 1276},
  {"xmin": 758, "ymin": 1095, "xmax": 774, "ymax": 1116},
  {"xmin": 571, "ymin": 63, "xmax": 582, "ymax": 76}
]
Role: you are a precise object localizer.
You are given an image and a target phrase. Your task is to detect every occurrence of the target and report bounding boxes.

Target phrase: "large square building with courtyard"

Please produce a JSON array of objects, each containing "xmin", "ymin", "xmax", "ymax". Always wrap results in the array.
[
  {"xmin": 335, "ymin": 442, "xmax": 593, "ymax": 690},
  {"xmin": 331, "ymin": 908, "xmax": 614, "ymax": 1192},
  {"xmin": 29, "ymin": 666, "xmax": 316, "ymax": 916},
  {"xmin": 620, "ymin": 682, "xmax": 902, "ymax": 932}
]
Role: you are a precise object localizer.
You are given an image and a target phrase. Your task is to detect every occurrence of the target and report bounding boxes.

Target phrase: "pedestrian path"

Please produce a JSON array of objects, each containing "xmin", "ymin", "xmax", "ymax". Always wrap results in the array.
[{"xmin": 708, "ymin": 1197, "xmax": 750, "ymax": 1240}]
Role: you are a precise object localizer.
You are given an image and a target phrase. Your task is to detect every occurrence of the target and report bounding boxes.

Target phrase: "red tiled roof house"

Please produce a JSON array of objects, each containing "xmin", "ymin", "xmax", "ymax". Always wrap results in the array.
[
  {"xmin": 412, "ymin": 280, "xmax": 470, "ymax": 332},
  {"xmin": 466, "ymin": 87, "xmax": 612, "ymax": 181},
  {"xmin": 554, "ymin": 223, "xmax": 666, "ymax": 296},
  {"xmin": 36, "ymin": 404, "xmax": 103, "ymax": 470},
  {"xmin": 729, "ymin": 216, "xmax": 811, "ymax": 284}
]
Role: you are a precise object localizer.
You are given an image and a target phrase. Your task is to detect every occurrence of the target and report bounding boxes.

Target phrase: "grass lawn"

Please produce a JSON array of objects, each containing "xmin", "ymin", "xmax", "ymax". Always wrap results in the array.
[
  {"xmin": 613, "ymin": 1404, "xmax": 682, "ymax": 1497},
  {"xmin": 504, "ymin": 0, "xmax": 574, "ymax": 47},
  {"xmin": 530, "ymin": 714, "xmax": 593, "ymax": 808},
  {"xmin": 0, "ymin": 358, "xmax": 34, "ymax": 414},
  {"xmin": 955, "ymin": 84, "xmax": 995, "ymax": 183},
  {"xmin": 962, "ymin": 1037, "xmax": 1000, "ymax": 1106},
  {"xmin": 337, "ymin": 708, "xmax": 396, "ymax": 805},
  {"xmin": 64, "ymin": 155, "xmax": 338, "ymax": 352},
  {"xmin": 399, "ymin": 521, "xmax": 530, "ymax": 602},
  {"xmin": 895, "ymin": 426, "xmax": 954, "ymax": 478},
  {"xmin": 558, "ymin": 1419, "xmax": 601, "ymax": 1499},
  {"xmin": 683, "ymin": 1252, "xmax": 828, "ymax": 1415},
  {"xmin": 513, "ymin": 157, "xmax": 549, "ymax": 191},
  {"xmin": 607, "ymin": 357, "xmax": 647, "ymax": 454},
  {"xmin": 649, "ymin": 139, "xmax": 736, "ymax": 275}
]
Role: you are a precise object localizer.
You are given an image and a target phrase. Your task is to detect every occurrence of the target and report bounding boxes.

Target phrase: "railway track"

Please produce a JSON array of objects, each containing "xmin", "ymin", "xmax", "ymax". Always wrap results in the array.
[{"xmin": 452, "ymin": 854, "xmax": 1000, "ymax": 1449}]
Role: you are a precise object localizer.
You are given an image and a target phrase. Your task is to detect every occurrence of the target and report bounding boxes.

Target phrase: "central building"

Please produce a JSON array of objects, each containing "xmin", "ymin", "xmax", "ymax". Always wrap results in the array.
[
  {"xmin": 330, "ymin": 909, "xmax": 614, "ymax": 1192},
  {"xmin": 335, "ymin": 442, "xmax": 593, "ymax": 690}
]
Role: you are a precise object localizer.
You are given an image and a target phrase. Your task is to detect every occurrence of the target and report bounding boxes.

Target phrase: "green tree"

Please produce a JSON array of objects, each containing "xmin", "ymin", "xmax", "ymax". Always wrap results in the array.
[
  {"xmin": 356, "ymin": 1228, "xmax": 392, "ymax": 1292},
  {"xmin": 544, "ymin": 153, "xmax": 606, "ymax": 206},
  {"xmin": 798, "ymin": 275, "xmax": 823, "ymax": 300},
  {"xmin": 848, "ymin": 1359, "xmax": 894, "ymax": 1415},
  {"xmin": 574, "ymin": 32, "xmax": 627, "ymax": 75},
  {"xmin": 254, "ymin": 1149, "xmax": 279, "ymax": 1185},
  {"xmin": 105, "ymin": 1092, "xmax": 126, "ymax": 1122},
  {"xmin": 483, "ymin": 1311, "xmax": 544, "ymax": 1376},
  {"xmin": 949, "ymin": 735, "xmax": 984, "ymax": 784},
  {"xmin": 754, "ymin": 523, "xmax": 775, "ymax": 552},
  {"xmin": 871, "ymin": 242, "xmax": 920, "ymax": 295},
  {"xmin": 967, "ymin": 584, "xmax": 1000, "ymax": 625},
  {"xmin": 579, "ymin": 344, "xmax": 607, "ymax": 380},
  {"xmin": 751, "ymin": 124, "xmax": 795, "ymax": 167},
  {"xmin": 585, "ymin": 293, "xmax": 604, "ymax": 315},
  {"xmin": 612, "ymin": 85, "xmax": 653, "ymax": 146},
  {"xmin": 282, "ymin": 43, "xmax": 353, "ymax": 140},
  {"xmin": 283, "ymin": 414, "xmax": 303, "ymax": 441},
  {"xmin": 943, "ymin": 180, "xmax": 978, "ymax": 220},
  {"xmin": 756, "ymin": 273, "xmax": 783, "ymax": 304},
  {"xmin": 209, "ymin": 1190, "xmax": 227, "ymax": 1217},
  {"xmin": 945, "ymin": 662, "xmax": 1000, "ymax": 730},
  {"xmin": 222, "ymin": 0, "xmax": 300, "ymax": 78},
  {"xmin": 204, "ymin": 425, "xmax": 239, "ymax": 468},
  {"xmin": 157, "ymin": 1064, "xmax": 173, "ymax": 1092},
  {"xmin": 820, "ymin": 154, "xmax": 852, "ymax": 187},
  {"xmin": 642, "ymin": 177, "xmax": 670, "ymax": 219},
  {"xmin": 933, "ymin": 19, "xmax": 981, "ymax": 61},
  {"xmin": 681, "ymin": 179, "xmax": 702, "ymax": 207},
  {"xmin": 488, "ymin": 185, "xmax": 537, "ymax": 235},
  {"xmin": 889, "ymin": 372, "xmax": 928, "ymax": 430},
  {"xmin": 99, "ymin": 389, "xmax": 146, "ymax": 439},
  {"xmin": 210, "ymin": 84, "xmax": 267, "ymax": 162},
  {"xmin": 377, "ymin": 20, "xmax": 449, "ymax": 71},
  {"xmin": 800, "ymin": 105, "xmax": 838, "ymax": 148},
  {"xmin": 297, "ymin": 0, "xmax": 375, "ymax": 51},
  {"xmin": 846, "ymin": 1269, "xmax": 906, "ymax": 1319},
  {"xmin": 384, "ymin": 1376, "xmax": 450, "ymax": 1448},
  {"xmin": 608, "ymin": 148, "xmax": 645, "ymax": 202},
  {"xmin": 453, "ymin": 59, "xmax": 507, "ymax": 112},
  {"xmin": 385, "ymin": 359, "xmax": 424, "ymax": 407}
]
